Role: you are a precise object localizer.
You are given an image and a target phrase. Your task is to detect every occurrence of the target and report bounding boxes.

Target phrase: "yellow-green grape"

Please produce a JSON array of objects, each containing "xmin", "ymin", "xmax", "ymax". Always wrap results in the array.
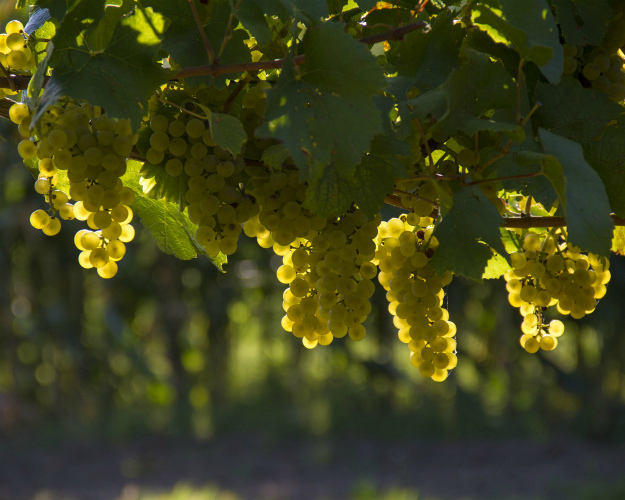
[
  {"xmin": 18, "ymin": 139, "xmax": 37, "ymax": 160},
  {"xmin": 9, "ymin": 103, "xmax": 29, "ymax": 124},
  {"xmin": 58, "ymin": 204, "xmax": 75, "ymax": 220},
  {"xmin": 30, "ymin": 209, "xmax": 50, "ymax": 229},
  {"xmin": 97, "ymin": 260, "xmax": 118, "ymax": 279},
  {"xmin": 6, "ymin": 20, "xmax": 24, "ymax": 34},
  {"xmin": 42, "ymin": 217, "xmax": 61, "ymax": 236},
  {"xmin": 150, "ymin": 114, "xmax": 169, "ymax": 133},
  {"xmin": 185, "ymin": 119, "xmax": 206, "ymax": 138},
  {"xmin": 34, "ymin": 178, "xmax": 51, "ymax": 195}
]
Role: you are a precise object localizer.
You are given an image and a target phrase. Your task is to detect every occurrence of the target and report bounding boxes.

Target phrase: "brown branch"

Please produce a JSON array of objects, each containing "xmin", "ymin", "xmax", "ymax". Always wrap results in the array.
[
  {"xmin": 1, "ymin": 21, "xmax": 430, "ymax": 90},
  {"xmin": 500, "ymin": 215, "xmax": 625, "ymax": 228}
]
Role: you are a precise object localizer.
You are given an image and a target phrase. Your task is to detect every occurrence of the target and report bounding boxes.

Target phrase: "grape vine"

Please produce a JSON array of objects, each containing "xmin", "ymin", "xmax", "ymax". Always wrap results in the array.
[{"xmin": 2, "ymin": 0, "xmax": 625, "ymax": 381}]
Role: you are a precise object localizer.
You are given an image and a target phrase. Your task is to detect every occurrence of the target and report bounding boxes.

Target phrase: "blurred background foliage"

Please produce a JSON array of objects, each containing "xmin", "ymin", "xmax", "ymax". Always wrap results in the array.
[{"xmin": 1, "ymin": 86, "xmax": 625, "ymax": 445}]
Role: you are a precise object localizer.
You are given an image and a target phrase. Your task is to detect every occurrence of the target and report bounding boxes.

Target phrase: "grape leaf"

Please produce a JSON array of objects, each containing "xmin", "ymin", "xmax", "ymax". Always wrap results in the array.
[
  {"xmin": 539, "ymin": 129, "xmax": 614, "ymax": 257},
  {"xmin": 233, "ymin": 0, "xmax": 328, "ymax": 42},
  {"xmin": 431, "ymin": 185, "xmax": 509, "ymax": 281},
  {"xmin": 31, "ymin": 0, "xmax": 67, "ymax": 21},
  {"xmin": 535, "ymin": 78, "xmax": 624, "ymax": 143},
  {"xmin": 132, "ymin": 195, "xmax": 224, "ymax": 267},
  {"xmin": 535, "ymin": 78, "xmax": 625, "ymax": 216},
  {"xmin": 612, "ymin": 227, "xmax": 625, "ymax": 256},
  {"xmin": 258, "ymin": 21, "xmax": 386, "ymax": 181},
  {"xmin": 551, "ymin": 0, "xmax": 612, "ymax": 46},
  {"xmin": 482, "ymin": 252, "xmax": 512, "ymax": 279},
  {"xmin": 261, "ymin": 144, "xmax": 292, "ymax": 170},
  {"xmin": 408, "ymin": 50, "xmax": 517, "ymax": 138},
  {"xmin": 209, "ymin": 112, "xmax": 246, "ymax": 157},
  {"xmin": 149, "ymin": 0, "xmax": 251, "ymax": 87},
  {"xmin": 386, "ymin": 10, "xmax": 465, "ymax": 97},
  {"xmin": 45, "ymin": 1, "xmax": 170, "ymax": 131},
  {"xmin": 473, "ymin": 0, "xmax": 563, "ymax": 83},
  {"xmin": 304, "ymin": 153, "xmax": 405, "ymax": 219}
]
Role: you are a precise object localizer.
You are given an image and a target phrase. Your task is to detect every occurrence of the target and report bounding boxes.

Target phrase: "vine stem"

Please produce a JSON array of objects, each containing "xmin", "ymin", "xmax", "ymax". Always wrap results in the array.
[
  {"xmin": 188, "ymin": 0, "xmax": 215, "ymax": 65},
  {"xmin": 0, "ymin": 61, "xmax": 15, "ymax": 92},
  {"xmin": 0, "ymin": 21, "xmax": 430, "ymax": 89}
]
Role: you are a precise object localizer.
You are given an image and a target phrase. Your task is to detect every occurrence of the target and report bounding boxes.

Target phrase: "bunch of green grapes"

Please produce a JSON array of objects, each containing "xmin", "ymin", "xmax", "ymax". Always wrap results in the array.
[
  {"xmin": 242, "ymin": 167, "xmax": 327, "ymax": 254},
  {"xmin": 276, "ymin": 207, "xmax": 381, "ymax": 349},
  {"xmin": 504, "ymin": 231, "xmax": 610, "ymax": 353},
  {"xmin": 563, "ymin": 42, "xmax": 625, "ymax": 102},
  {"xmin": 374, "ymin": 214, "xmax": 456, "ymax": 382},
  {"xmin": 145, "ymin": 112, "xmax": 258, "ymax": 257},
  {"xmin": 13, "ymin": 101, "xmax": 137, "ymax": 278},
  {"xmin": 0, "ymin": 20, "xmax": 36, "ymax": 74}
]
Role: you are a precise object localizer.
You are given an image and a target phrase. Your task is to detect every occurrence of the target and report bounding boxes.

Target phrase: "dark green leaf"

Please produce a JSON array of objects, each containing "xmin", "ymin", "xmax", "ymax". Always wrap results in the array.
[
  {"xmin": 259, "ymin": 22, "xmax": 386, "ymax": 180},
  {"xmin": 431, "ymin": 185, "xmax": 509, "ymax": 281},
  {"xmin": 46, "ymin": 1, "xmax": 170, "ymax": 131},
  {"xmin": 209, "ymin": 112, "xmax": 246, "ymax": 156},
  {"xmin": 551, "ymin": 0, "xmax": 612, "ymax": 46},
  {"xmin": 408, "ymin": 50, "xmax": 517, "ymax": 138},
  {"xmin": 539, "ymin": 129, "xmax": 614, "ymax": 256},
  {"xmin": 535, "ymin": 78, "xmax": 625, "ymax": 216},
  {"xmin": 150, "ymin": 0, "xmax": 251, "ymax": 87},
  {"xmin": 304, "ymin": 153, "xmax": 405, "ymax": 219},
  {"xmin": 387, "ymin": 11, "xmax": 465, "ymax": 97},
  {"xmin": 474, "ymin": 0, "xmax": 563, "ymax": 83},
  {"xmin": 31, "ymin": 0, "xmax": 67, "ymax": 20}
]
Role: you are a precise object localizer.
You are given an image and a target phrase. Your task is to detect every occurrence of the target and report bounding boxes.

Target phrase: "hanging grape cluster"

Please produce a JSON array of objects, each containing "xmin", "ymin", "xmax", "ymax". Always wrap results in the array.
[
  {"xmin": 374, "ymin": 214, "xmax": 456, "ymax": 382},
  {"xmin": 504, "ymin": 231, "xmax": 611, "ymax": 353},
  {"xmin": 563, "ymin": 42, "xmax": 625, "ymax": 102},
  {"xmin": 13, "ymin": 101, "xmax": 137, "ymax": 278},
  {"xmin": 145, "ymin": 109, "xmax": 259, "ymax": 257}
]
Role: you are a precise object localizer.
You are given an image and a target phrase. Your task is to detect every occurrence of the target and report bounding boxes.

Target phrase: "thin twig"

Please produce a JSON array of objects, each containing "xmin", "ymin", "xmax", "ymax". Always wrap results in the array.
[
  {"xmin": 221, "ymin": 75, "xmax": 251, "ymax": 113},
  {"xmin": 188, "ymin": 0, "xmax": 215, "ymax": 65},
  {"xmin": 394, "ymin": 188, "xmax": 440, "ymax": 208},
  {"xmin": 155, "ymin": 95, "xmax": 207, "ymax": 119},
  {"xmin": 0, "ymin": 62, "xmax": 15, "ymax": 92},
  {"xmin": 414, "ymin": 117, "xmax": 435, "ymax": 176},
  {"xmin": 466, "ymin": 172, "xmax": 542, "ymax": 185}
]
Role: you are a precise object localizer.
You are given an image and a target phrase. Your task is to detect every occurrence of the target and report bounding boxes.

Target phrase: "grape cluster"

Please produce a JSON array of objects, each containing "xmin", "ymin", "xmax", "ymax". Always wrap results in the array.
[
  {"xmin": 243, "ymin": 167, "xmax": 326, "ymax": 253},
  {"xmin": 374, "ymin": 214, "xmax": 456, "ymax": 382},
  {"xmin": 243, "ymin": 168, "xmax": 380, "ymax": 347},
  {"xmin": 14, "ymin": 101, "xmax": 137, "ymax": 278},
  {"xmin": 145, "ymin": 112, "xmax": 258, "ymax": 257},
  {"xmin": 504, "ymin": 231, "xmax": 611, "ymax": 353},
  {"xmin": 0, "ymin": 20, "xmax": 35, "ymax": 74},
  {"xmin": 563, "ymin": 42, "xmax": 625, "ymax": 102},
  {"xmin": 277, "ymin": 208, "xmax": 380, "ymax": 348}
]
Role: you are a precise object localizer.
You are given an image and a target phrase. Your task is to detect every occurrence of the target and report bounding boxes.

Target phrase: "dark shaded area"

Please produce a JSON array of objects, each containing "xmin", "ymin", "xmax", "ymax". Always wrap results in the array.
[{"xmin": 1, "ymin": 434, "xmax": 625, "ymax": 500}]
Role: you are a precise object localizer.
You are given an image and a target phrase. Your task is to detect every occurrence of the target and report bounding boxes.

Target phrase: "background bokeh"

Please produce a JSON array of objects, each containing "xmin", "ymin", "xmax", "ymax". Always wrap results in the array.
[{"xmin": 1, "ymin": 6, "xmax": 625, "ymax": 500}]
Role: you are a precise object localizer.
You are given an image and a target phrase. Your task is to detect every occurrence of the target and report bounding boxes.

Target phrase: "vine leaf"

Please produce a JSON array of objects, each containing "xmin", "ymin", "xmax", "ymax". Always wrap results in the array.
[
  {"xmin": 482, "ymin": 252, "xmax": 512, "ymax": 279},
  {"xmin": 304, "ymin": 153, "xmax": 406, "ymax": 219},
  {"xmin": 30, "ymin": 0, "xmax": 67, "ymax": 21},
  {"xmin": 431, "ymin": 185, "xmax": 509, "ymax": 282},
  {"xmin": 44, "ymin": 1, "xmax": 170, "ymax": 131},
  {"xmin": 539, "ymin": 129, "xmax": 614, "ymax": 257},
  {"xmin": 209, "ymin": 112, "xmax": 246, "ymax": 156},
  {"xmin": 149, "ymin": 0, "xmax": 251, "ymax": 87},
  {"xmin": 232, "ymin": 0, "xmax": 328, "ymax": 44},
  {"xmin": 408, "ymin": 50, "xmax": 517, "ymax": 138},
  {"xmin": 535, "ymin": 78, "xmax": 625, "ymax": 216},
  {"xmin": 473, "ymin": 0, "xmax": 563, "ymax": 83},
  {"xmin": 551, "ymin": 0, "xmax": 612, "ymax": 46},
  {"xmin": 258, "ymin": 21, "xmax": 386, "ymax": 182},
  {"xmin": 387, "ymin": 10, "xmax": 465, "ymax": 97}
]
